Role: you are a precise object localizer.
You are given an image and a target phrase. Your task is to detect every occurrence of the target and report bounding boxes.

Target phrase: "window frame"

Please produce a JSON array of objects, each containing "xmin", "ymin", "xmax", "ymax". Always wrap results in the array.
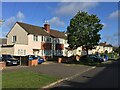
[
  {"xmin": 12, "ymin": 35, "xmax": 17, "ymax": 43},
  {"xmin": 33, "ymin": 35, "xmax": 38, "ymax": 41}
]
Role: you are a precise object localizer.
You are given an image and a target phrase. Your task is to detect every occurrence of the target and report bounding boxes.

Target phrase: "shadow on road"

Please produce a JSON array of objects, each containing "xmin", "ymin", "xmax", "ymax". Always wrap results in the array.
[{"xmin": 48, "ymin": 59, "xmax": 119, "ymax": 89}]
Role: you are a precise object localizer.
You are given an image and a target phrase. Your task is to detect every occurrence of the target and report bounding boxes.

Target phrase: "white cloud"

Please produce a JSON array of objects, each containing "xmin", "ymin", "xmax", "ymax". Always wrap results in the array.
[
  {"xmin": 16, "ymin": 11, "xmax": 25, "ymax": 21},
  {"xmin": 4, "ymin": 11, "xmax": 25, "ymax": 29},
  {"xmin": 55, "ymin": 2, "xmax": 99, "ymax": 16},
  {"xmin": 5, "ymin": 16, "xmax": 16, "ymax": 28},
  {"xmin": 48, "ymin": 17, "xmax": 65, "ymax": 27},
  {"xmin": 108, "ymin": 10, "xmax": 120, "ymax": 19},
  {"xmin": 101, "ymin": 23, "xmax": 107, "ymax": 28}
]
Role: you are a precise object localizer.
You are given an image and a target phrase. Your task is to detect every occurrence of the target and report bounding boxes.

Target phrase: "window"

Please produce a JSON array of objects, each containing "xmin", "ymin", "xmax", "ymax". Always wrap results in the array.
[
  {"xmin": 24, "ymin": 50, "xmax": 26, "ymax": 55},
  {"xmin": 42, "ymin": 36, "xmax": 44, "ymax": 42},
  {"xmin": 18, "ymin": 49, "xmax": 25, "ymax": 55},
  {"xmin": 33, "ymin": 35, "xmax": 38, "ymax": 41},
  {"xmin": 21, "ymin": 49, "xmax": 23, "ymax": 55},
  {"xmin": 44, "ymin": 50, "xmax": 51, "ymax": 56},
  {"xmin": 18, "ymin": 49, "xmax": 20, "ymax": 55},
  {"xmin": 46, "ymin": 37, "xmax": 51, "ymax": 42},
  {"xmin": 12, "ymin": 36, "xmax": 17, "ymax": 42}
]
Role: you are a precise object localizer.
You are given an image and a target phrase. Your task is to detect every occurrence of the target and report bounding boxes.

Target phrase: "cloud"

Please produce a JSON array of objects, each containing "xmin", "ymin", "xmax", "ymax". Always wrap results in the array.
[
  {"xmin": 4, "ymin": 11, "xmax": 25, "ymax": 29},
  {"xmin": 16, "ymin": 11, "xmax": 25, "ymax": 20},
  {"xmin": 101, "ymin": 23, "xmax": 107, "ymax": 28},
  {"xmin": 5, "ymin": 17, "xmax": 16, "ymax": 28},
  {"xmin": 108, "ymin": 10, "xmax": 120, "ymax": 19},
  {"xmin": 48, "ymin": 17, "xmax": 65, "ymax": 27},
  {"xmin": 55, "ymin": 2, "xmax": 99, "ymax": 16},
  {"xmin": 102, "ymin": 32, "xmax": 119, "ymax": 46}
]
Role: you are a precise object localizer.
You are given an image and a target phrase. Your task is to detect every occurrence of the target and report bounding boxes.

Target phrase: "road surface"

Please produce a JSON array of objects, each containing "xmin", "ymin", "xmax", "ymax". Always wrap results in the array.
[{"xmin": 50, "ymin": 60, "xmax": 119, "ymax": 89}]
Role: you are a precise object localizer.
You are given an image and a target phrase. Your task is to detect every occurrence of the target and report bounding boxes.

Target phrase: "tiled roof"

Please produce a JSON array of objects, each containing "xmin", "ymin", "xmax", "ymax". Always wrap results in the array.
[
  {"xmin": 17, "ymin": 22, "xmax": 67, "ymax": 39},
  {"xmin": 99, "ymin": 42, "xmax": 112, "ymax": 47}
]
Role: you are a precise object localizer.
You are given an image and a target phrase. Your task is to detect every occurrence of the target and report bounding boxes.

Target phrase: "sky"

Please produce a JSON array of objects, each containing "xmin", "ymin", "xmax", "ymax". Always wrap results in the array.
[{"xmin": 0, "ymin": 2, "xmax": 119, "ymax": 46}]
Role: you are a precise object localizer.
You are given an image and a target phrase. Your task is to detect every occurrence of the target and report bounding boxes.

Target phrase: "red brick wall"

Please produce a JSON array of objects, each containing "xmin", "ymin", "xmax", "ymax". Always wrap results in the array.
[
  {"xmin": 28, "ymin": 59, "xmax": 38, "ymax": 66},
  {"xmin": 41, "ymin": 42, "xmax": 52, "ymax": 50},
  {"xmin": 56, "ymin": 44, "xmax": 64, "ymax": 50},
  {"xmin": 0, "ymin": 62, "xmax": 6, "ymax": 69}
]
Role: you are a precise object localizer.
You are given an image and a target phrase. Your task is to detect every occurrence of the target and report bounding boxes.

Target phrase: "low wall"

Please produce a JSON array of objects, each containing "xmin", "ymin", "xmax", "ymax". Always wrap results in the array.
[
  {"xmin": 57, "ymin": 56, "xmax": 77, "ymax": 63},
  {"xmin": 0, "ymin": 62, "xmax": 6, "ymax": 70},
  {"xmin": 28, "ymin": 59, "xmax": 38, "ymax": 66}
]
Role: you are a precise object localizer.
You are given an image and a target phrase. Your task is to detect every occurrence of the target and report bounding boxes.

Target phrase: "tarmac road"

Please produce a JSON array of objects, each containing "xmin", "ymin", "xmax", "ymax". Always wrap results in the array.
[{"xmin": 50, "ymin": 60, "xmax": 119, "ymax": 89}]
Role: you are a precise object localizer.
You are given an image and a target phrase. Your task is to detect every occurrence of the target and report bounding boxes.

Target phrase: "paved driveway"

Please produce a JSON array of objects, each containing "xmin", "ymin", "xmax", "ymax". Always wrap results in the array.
[{"xmin": 3, "ymin": 62, "xmax": 92, "ymax": 78}]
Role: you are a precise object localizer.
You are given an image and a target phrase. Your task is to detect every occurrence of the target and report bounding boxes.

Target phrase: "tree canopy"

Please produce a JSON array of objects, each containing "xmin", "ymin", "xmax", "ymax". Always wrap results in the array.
[{"xmin": 67, "ymin": 11, "xmax": 104, "ymax": 54}]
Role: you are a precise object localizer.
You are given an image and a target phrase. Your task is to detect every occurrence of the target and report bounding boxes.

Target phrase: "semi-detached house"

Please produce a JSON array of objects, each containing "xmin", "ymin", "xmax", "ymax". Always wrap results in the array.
[{"xmin": 2, "ymin": 22, "xmax": 69, "ymax": 60}]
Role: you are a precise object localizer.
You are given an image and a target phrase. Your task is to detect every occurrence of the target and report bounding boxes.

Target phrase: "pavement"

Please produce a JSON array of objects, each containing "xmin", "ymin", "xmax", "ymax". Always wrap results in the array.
[{"xmin": 48, "ymin": 60, "xmax": 119, "ymax": 89}]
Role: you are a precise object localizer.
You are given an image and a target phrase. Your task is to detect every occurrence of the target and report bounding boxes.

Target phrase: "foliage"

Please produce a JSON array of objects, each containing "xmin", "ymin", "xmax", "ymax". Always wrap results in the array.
[
  {"xmin": 67, "ymin": 11, "xmax": 104, "ymax": 54},
  {"xmin": 113, "ymin": 46, "xmax": 120, "ymax": 53}
]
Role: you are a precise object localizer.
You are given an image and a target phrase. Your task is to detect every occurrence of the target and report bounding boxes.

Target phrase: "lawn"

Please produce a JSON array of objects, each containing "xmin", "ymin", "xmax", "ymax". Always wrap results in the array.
[{"xmin": 2, "ymin": 70, "xmax": 59, "ymax": 89}]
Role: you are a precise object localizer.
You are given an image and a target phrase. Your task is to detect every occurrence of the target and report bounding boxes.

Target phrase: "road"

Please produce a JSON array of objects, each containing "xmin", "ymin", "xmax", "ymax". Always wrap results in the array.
[{"xmin": 50, "ymin": 60, "xmax": 119, "ymax": 89}]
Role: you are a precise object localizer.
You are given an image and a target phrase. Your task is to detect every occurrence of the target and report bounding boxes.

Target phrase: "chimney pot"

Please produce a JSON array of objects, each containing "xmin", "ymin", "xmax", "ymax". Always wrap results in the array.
[{"xmin": 44, "ymin": 24, "xmax": 50, "ymax": 33}]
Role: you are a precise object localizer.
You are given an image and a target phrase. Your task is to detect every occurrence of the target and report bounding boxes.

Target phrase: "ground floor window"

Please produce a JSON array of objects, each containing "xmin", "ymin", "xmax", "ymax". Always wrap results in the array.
[
  {"xmin": 44, "ymin": 50, "xmax": 51, "ymax": 56},
  {"xmin": 56, "ymin": 50, "xmax": 63, "ymax": 56},
  {"xmin": 18, "ymin": 49, "xmax": 26, "ymax": 56}
]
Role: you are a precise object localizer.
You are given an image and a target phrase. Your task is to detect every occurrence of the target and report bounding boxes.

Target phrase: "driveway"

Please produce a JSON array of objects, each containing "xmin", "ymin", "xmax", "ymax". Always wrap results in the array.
[{"xmin": 3, "ymin": 62, "xmax": 92, "ymax": 78}]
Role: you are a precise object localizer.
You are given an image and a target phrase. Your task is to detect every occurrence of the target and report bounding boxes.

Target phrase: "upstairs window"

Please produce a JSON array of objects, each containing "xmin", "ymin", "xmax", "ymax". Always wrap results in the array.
[
  {"xmin": 33, "ymin": 35, "xmax": 38, "ymax": 41},
  {"xmin": 42, "ymin": 36, "xmax": 44, "ymax": 42},
  {"xmin": 12, "ymin": 36, "xmax": 17, "ymax": 43},
  {"xmin": 46, "ymin": 37, "xmax": 51, "ymax": 42}
]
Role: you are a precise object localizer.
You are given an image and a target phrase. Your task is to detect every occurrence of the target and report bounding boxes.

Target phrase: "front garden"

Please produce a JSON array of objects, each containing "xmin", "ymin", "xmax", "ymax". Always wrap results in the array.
[{"xmin": 2, "ymin": 70, "xmax": 59, "ymax": 89}]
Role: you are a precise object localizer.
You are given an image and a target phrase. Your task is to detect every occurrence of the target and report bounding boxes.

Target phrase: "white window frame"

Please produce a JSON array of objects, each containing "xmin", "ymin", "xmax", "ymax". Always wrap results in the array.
[
  {"xmin": 33, "ymin": 35, "xmax": 38, "ymax": 41},
  {"xmin": 18, "ymin": 49, "xmax": 20, "ymax": 55},
  {"xmin": 12, "ymin": 35, "xmax": 17, "ymax": 43},
  {"xmin": 24, "ymin": 50, "xmax": 26, "ymax": 55}
]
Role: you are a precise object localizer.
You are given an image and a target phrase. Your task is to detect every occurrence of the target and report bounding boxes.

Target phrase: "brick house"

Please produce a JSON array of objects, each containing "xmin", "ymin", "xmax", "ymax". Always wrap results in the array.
[{"xmin": 1, "ymin": 22, "xmax": 68, "ymax": 60}]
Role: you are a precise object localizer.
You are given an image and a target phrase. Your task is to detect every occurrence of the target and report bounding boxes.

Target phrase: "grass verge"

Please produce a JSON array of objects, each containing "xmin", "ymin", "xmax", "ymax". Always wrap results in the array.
[{"xmin": 2, "ymin": 70, "xmax": 59, "ymax": 89}]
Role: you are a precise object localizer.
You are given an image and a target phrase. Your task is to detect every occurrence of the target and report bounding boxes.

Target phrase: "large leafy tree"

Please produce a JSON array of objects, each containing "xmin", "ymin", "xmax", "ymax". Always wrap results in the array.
[{"xmin": 67, "ymin": 11, "xmax": 104, "ymax": 55}]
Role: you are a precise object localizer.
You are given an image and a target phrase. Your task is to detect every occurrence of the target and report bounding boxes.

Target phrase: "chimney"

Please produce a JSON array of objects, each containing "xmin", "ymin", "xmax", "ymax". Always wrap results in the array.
[{"xmin": 44, "ymin": 24, "xmax": 50, "ymax": 33}]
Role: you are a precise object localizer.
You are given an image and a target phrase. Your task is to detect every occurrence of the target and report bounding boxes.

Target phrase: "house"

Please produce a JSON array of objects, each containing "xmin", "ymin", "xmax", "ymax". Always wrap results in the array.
[
  {"xmin": 88, "ymin": 42, "xmax": 113, "ymax": 54},
  {"xmin": 1, "ymin": 22, "xmax": 68, "ymax": 60},
  {"xmin": 0, "ymin": 38, "xmax": 7, "ymax": 54},
  {"xmin": 0, "ymin": 38, "xmax": 7, "ymax": 46}
]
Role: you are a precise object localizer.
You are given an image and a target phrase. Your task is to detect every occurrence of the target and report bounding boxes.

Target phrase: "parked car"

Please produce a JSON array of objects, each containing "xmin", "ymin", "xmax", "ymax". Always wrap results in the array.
[
  {"xmin": 89, "ymin": 54, "xmax": 104, "ymax": 63},
  {"xmin": 37, "ymin": 56, "xmax": 44, "ymax": 64},
  {"xmin": 1, "ymin": 54, "xmax": 20, "ymax": 66},
  {"xmin": 26, "ymin": 55, "xmax": 44, "ymax": 64},
  {"xmin": 26, "ymin": 55, "xmax": 37, "ymax": 60},
  {"xmin": 80, "ymin": 54, "xmax": 104, "ymax": 63}
]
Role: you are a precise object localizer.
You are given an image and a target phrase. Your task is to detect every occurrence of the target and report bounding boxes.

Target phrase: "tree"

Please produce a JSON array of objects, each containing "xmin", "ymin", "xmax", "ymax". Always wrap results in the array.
[
  {"xmin": 114, "ymin": 46, "xmax": 120, "ymax": 54},
  {"xmin": 67, "ymin": 11, "xmax": 104, "ymax": 55}
]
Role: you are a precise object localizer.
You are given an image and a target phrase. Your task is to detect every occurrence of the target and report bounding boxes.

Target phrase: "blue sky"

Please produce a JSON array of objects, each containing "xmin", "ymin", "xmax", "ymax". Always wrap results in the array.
[{"xmin": 1, "ymin": 2, "xmax": 119, "ymax": 46}]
